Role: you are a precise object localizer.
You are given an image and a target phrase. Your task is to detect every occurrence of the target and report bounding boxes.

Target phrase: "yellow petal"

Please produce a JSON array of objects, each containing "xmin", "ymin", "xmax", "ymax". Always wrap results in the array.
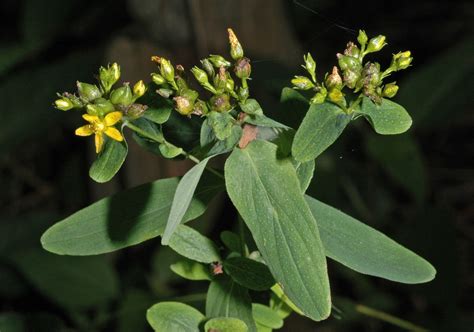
[
  {"xmin": 104, "ymin": 111, "xmax": 122, "ymax": 126},
  {"xmin": 104, "ymin": 127, "xmax": 123, "ymax": 141},
  {"xmin": 75, "ymin": 125, "xmax": 93, "ymax": 136},
  {"xmin": 82, "ymin": 113, "xmax": 99, "ymax": 123},
  {"xmin": 95, "ymin": 133, "xmax": 104, "ymax": 153}
]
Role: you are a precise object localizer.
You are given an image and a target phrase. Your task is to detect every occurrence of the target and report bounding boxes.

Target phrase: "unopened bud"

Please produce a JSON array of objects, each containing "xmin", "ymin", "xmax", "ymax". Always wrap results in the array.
[
  {"xmin": 125, "ymin": 103, "xmax": 148, "ymax": 119},
  {"xmin": 133, "ymin": 80, "xmax": 146, "ymax": 98},
  {"xmin": 151, "ymin": 73, "xmax": 165, "ymax": 85},
  {"xmin": 225, "ymin": 72, "xmax": 235, "ymax": 92},
  {"xmin": 357, "ymin": 30, "xmax": 368, "ymax": 46},
  {"xmin": 337, "ymin": 54, "xmax": 360, "ymax": 72},
  {"xmin": 291, "ymin": 76, "xmax": 314, "ymax": 90},
  {"xmin": 193, "ymin": 100, "xmax": 209, "ymax": 116},
  {"xmin": 200, "ymin": 58, "xmax": 215, "ymax": 77},
  {"xmin": 310, "ymin": 88, "xmax": 327, "ymax": 104},
  {"xmin": 228, "ymin": 28, "xmax": 244, "ymax": 60},
  {"xmin": 77, "ymin": 82, "xmax": 101, "ymax": 102},
  {"xmin": 234, "ymin": 57, "xmax": 251, "ymax": 79},
  {"xmin": 210, "ymin": 93, "xmax": 231, "ymax": 113},
  {"xmin": 303, "ymin": 53, "xmax": 317, "ymax": 82},
  {"xmin": 362, "ymin": 62, "xmax": 381, "ymax": 86},
  {"xmin": 86, "ymin": 98, "xmax": 115, "ymax": 116},
  {"xmin": 160, "ymin": 58, "xmax": 175, "ymax": 82},
  {"xmin": 191, "ymin": 66, "xmax": 209, "ymax": 85},
  {"xmin": 238, "ymin": 86, "xmax": 249, "ymax": 101},
  {"xmin": 366, "ymin": 35, "xmax": 387, "ymax": 53},
  {"xmin": 382, "ymin": 82, "xmax": 399, "ymax": 98},
  {"xmin": 99, "ymin": 63, "xmax": 121, "ymax": 92},
  {"xmin": 344, "ymin": 42, "xmax": 360, "ymax": 58},
  {"xmin": 209, "ymin": 55, "xmax": 231, "ymax": 68},
  {"xmin": 110, "ymin": 83, "xmax": 133, "ymax": 105},
  {"xmin": 392, "ymin": 51, "xmax": 413, "ymax": 70},
  {"xmin": 328, "ymin": 89, "xmax": 344, "ymax": 103},
  {"xmin": 54, "ymin": 98, "xmax": 74, "ymax": 111},
  {"xmin": 173, "ymin": 95, "xmax": 194, "ymax": 116},
  {"xmin": 343, "ymin": 69, "xmax": 360, "ymax": 89},
  {"xmin": 157, "ymin": 88, "xmax": 173, "ymax": 98},
  {"xmin": 325, "ymin": 66, "xmax": 343, "ymax": 90}
]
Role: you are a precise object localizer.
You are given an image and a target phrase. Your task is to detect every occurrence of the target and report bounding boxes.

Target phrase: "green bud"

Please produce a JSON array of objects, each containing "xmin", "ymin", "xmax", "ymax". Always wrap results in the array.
[
  {"xmin": 99, "ymin": 63, "xmax": 120, "ymax": 92},
  {"xmin": 110, "ymin": 83, "xmax": 133, "ymax": 106},
  {"xmin": 344, "ymin": 42, "xmax": 360, "ymax": 58},
  {"xmin": 54, "ymin": 98, "xmax": 74, "ymax": 111},
  {"xmin": 191, "ymin": 66, "xmax": 209, "ymax": 85},
  {"xmin": 200, "ymin": 58, "xmax": 215, "ymax": 77},
  {"xmin": 303, "ymin": 53, "xmax": 317, "ymax": 82},
  {"xmin": 173, "ymin": 95, "xmax": 194, "ymax": 116},
  {"xmin": 362, "ymin": 62, "xmax": 381, "ymax": 86},
  {"xmin": 291, "ymin": 76, "xmax": 315, "ymax": 90},
  {"xmin": 357, "ymin": 30, "xmax": 368, "ymax": 46},
  {"xmin": 62, "ymin": 93, "xmax": 83, "ymax": 108},
  {"xmin": 228, "ymin": 28, "xmax": 244, "ymax": 60},
  {"xmin": 328, "ymin": 89, "xmax": 344, "ymax": 103},
  {"xmin": 238, "ymin": 86, "xmax": 249, "ymax": 101},
  {"xmin": 157, "ymin": 88, "xmax": 173, "ymax": 98},
  {"xmin": 160, "ymin": 58, "xmax": 175, "ymax": 82},
  {"xmin": 325, "ymin": 66, "xmax": 343, "ymax": 90},
  {"xmin": 176, "ymin": 76, "xmax": 189, "ymax": 93},
  {"xmin": 234, "ymin": 57, "xmax": 251, "ymax": 79},
  {"xmin": 210, "ymin": 93, "xmax": 231, "ymax": 113},
  {"xmin": 209, "ymin": 55, "xmax": 231, "ymax": 68},
  {"xmin": 193, "ymin": 100, "xmax": 209, "ymax": 116},
  {"xmin": 133, "ymin": 80, "xmax": 146, "ymax": 98},
  {"xmin": 310, "ymin": 88, "xmax": 327, "ymax": 104},
  {"xmin": 337, "ymin": 54, "xmax": 360, "ymax": 72},
  {"xmin": 213, "ymin": 67, "xmax": 227, "ymax": 92},
  {"xmin": 225, "ymin": 72, "xmax": 235, "ymax": 92},
  {"xmin": 343, "ymin": 69, "xmax": 360, "ymax": 89},
  {"xmin": 151, "ymin": 73, "xmax": 165, "ymax": 85},
  {"xmin": 86, "ymin": 98, "xmax": 115, "ymax": 116},
  {"xmin": 366, "ymin": 35, "xmax": 387, "ymax": 53},
  {"xmin": 391, "ymin": 51, "xmax": 413, "ymax": 70},
  {"xmin": 124, "ymin": 103, "xmax": 148, "ymax": 119},
  {"xmin": 77, "ymin": 82, "xmax": 101, "ymax": 102},
  {"xmin": 382, "ymin": 82, "xmax": 399, "ymax": 98},
  {"xmin": 181, "ymin": 89, "xmax": 199, "ymax": 103}
]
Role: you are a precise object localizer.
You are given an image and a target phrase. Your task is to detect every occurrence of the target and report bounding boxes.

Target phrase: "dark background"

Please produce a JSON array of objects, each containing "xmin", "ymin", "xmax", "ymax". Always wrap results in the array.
[{"xmin": 0, "ymin": 0, "xmax": 472, "ymax": 331}]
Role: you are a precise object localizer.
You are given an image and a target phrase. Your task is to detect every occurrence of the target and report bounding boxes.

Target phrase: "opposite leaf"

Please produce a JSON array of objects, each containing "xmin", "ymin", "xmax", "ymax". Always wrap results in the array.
[
  {"xmin": 356, "ymin": 97, "xmax": 412, "ymax": 135},
  {"xmin": 146, "ymin": 302, "xmax": 204, "ymax": 332},
  {"xmin": 224, "ymin": 256, "xmax": 275, "ymax": 291},
  {"xmin": 204, "ymin": 317, "xmax": 248, "ymax": 332},
  {"xmin": 252, "ymin": 304, "xmax": 283, "ymax": 330},
  {"xmin": 292, "ymin": 102, "xmax": 351, "ymax": 162},
  {"xmin": 89, "ymin": 137, "xmax": 128, "ymax": 183},
  {"xmin": 162, "ymin": 156, "xmax": 214, "ymax": 245},
  {"xmin": 306, "ymin": 196, "xmax": 436, "ymax": 283},
  {"xmin": 170, "ymin": 259, "xmax": 211, "ymax": 281},
  {"xmin": 225, "ymin": 140, "xmax": 331, "ymax": 321},
  {"xmin": 168, "ymin": 224, "xmax": 220, "ymax": 263}
]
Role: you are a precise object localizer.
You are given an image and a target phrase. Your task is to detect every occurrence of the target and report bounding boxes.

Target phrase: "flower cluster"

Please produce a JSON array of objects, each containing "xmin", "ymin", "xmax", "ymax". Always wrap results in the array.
[
  {"xmin": 54, "ymin": 63, "xmax": 147, "ymax": 153},
  {"xmin": 291, "ymin": 30, "xmax": 413, "ymax": 109}
]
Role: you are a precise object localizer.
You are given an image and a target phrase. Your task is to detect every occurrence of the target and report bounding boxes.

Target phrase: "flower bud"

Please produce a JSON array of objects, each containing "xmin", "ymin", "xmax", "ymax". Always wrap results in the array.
[
  {"xmin": 337, "ymin": 54, "xmax": 360, "ymax": 72},
  {"xmin": 54, "ymin": 98, "xmax": 74, "ymax": 111},
  {"xmin": 228, "ymin": 28, "xmax": 244, "ymax": 60},
  {"xmin": 209, "ymin": 55, "xmax": 231, "ymax": 68},
  {"xmin": 328, "ymin": 89, "xmax": 344, "ymax": 103},
  {"xmin": 125, "ymin": 103, "xmax": 148, "ymax": 119},
  {"xmin": 86, "ymin": 98, "xmax": 115, "ymax": 116},
  {"xmin": 366, "ymin": 35, "xmax": 387, "ymax": 53},
  {"xmin": 210, "ymin": 93, "xmax": 231, "ymax": 113},
  {"xmin": 362, "ymin": 62, "xmax": 381, "ymax": 87},
  {"xmin": 325, "ymin": 66, "xmax": 343, "ymax": 90},
  {"xmin": 291, "ymin": 76, "xmax": 314, "ymax": 90},
  {"xmin": 214, "ymin": 67, "xmax": 228, "ymax": 92},
  {"xmin": 151, "ymin": 73, "xmax": 165, "ymax": 85},
  {"xmin": 225, "ymin": 72, "xmax": 235, "ymax": 92},
  {"xmin": 157, "ymin": 88, "xmax": 173, "ymax": 98},
  {"xmin": 200, "ymin": 58, "xmax": 215, "ymax": 77},
  {"xmin": 63, "ymin": 92, "xmax": 83, "ymax": 108},
  {"xmin": 303, "ymin": 53, "xmax": 317, "ymax": 82},
  {"xmin": 173, "ymin": 95, "xmax": 194, "ymax": 116},
  {"xmin": 193, "ymin": 100, "xmax": 209, "ymax": 116},
  {"xmin": 99, "ymin": 63, "xmax": 120, "ymax": 92},
  {"xmin": 342, "ymin": 69, "xmax": 360, "ymax": 89},
  {"xmin": 392, "ymin": 51, "xmax": 413, "ymax": 70},
  {"xmin": 133, "ymin": 80, "xmax": 146, "ymax": 98},
  {"xmin": 77, "ymin": 82, "xmax": 101, "ymax": 102},
  {"xmin": 191, "ymin": 66, "xmax": 209, "ymax": 85},
  {"xmin": 175, "ymin": 76, "xmax": 189, "ymax": 93},
  {"xmin": 357, "ymin": 30, "xmax": 368, "ymax": 46},
  {"xmin": 110, "ymin": 83, "xmax": 133, "ymax": 105},
  {"xmin": 181, "ymin": 88, "xmax": 199, "ymax": 103},
  {"xmin": 234, "ymin": 57, "xmax": 251, "ymax": 79},
  {"xmin": 160, "ymin": 58, "xmax": 175, "ymax": 82},
  {"xmin": 310, "ymin": 88, "xmax": 327, "ymax": 104},
  {"xmin": 344, "ymin": 42, "xmax": 360, "ymax": 58},
  {"xmin": 382, "ymin": 82, "xmax": 399, "ymax": 98}
]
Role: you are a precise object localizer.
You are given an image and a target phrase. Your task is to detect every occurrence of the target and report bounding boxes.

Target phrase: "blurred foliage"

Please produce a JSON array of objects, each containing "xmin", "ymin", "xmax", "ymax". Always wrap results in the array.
[{"xmin": 0, "ymin": 0, "xmax": 472, "ymax": 331}]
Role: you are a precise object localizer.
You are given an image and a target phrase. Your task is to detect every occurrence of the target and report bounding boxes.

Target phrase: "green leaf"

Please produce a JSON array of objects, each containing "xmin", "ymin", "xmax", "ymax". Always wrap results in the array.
[
  {"xmin": 220, "ymin": 231, "xmax": 242, "ymax": 253},
  {"xmin": 240, "ymin": 99, "xmax": 263, "ymax": 115},
  {"xmin": 161, "ymin": 156, "xmax": 214, "ymax": 245},
  {"xmin": 0, "ymin": 313, "xmax": 26, "ymax": 332},
  {"xmin": 204, "ymin": 317, "xmax": 248, "ymax": 332},
  {"xmin": 89, "ymin": 137, "xmax": 128, "ymax": 183},
  {"xmin": 305, "ymin": 196, "xmax": 436, "ymax": 283},
  {"xmin": 356, "ymin": 97, "xmax": 412, "ymax": 135},
  {"xmin": 223, "ymin": 257, "xmax": 275, "ymax": 291},
  {"xmin": 146, "ymin": 302, "xmax": 204, "ymax": 332},
  {"xmin": 131, "ymin": 118, "xmax": 164, "ymax": 142},
  {"xmin": 280, "ymin": 87, "xmax": 308, "ymax": 105},
  {"xmin": 41, "ymin": 176, "xmax": 223, "ymax": 255},
  {"xmin": 292, "ymin": 102, "xmax": 351, "ymax": 162},
  {"xmin": 244, "ymin": 114, "xmax": 289, "ymax": 129},
  {"xmin": 252, "ymin": 304, "xmax": 283, "ymax": 329},
  {"xmin": 170, "ymin": 259, "xmax": 211, "ymax": 281},
  {"xmin": 11, "ymin": 249, "xmax": 118, "ymax": 309},
  {"xmin": 144, "ymin": 105, "xmax": 173, "ymax": 124},
  {"xmin": 293, "ymin": 159, "xmax": 315, "ymax": 192},
  {"xmin": 225, "ymin": 140, "xmax": 331, "ymax": 321},
  {"xmin": 208, "ymin": 111, "xmax": 235, "ymax": 140},
  {"xmin": 201, "ymin": 119, "xmax": 242, "ymax": 156},
  {"xmin": 206, "ymin": 277, "xmax": 257, "ymax": 332},
  {"xmin": 168, "ymin": 225, "xmax": 220, "ymax": 263},
  {"xmin": 270, "ymin": 284, "xmax": 303, "ymax": 316},
  {"xmin": 159, "ymin": 142, "xmax": 183, "ymax": 158}
]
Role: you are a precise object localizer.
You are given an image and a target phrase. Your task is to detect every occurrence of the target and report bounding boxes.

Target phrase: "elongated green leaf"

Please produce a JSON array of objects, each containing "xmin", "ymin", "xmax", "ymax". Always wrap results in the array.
[
  {"xmin": 293, "ymin": 159, "xmax": 315, "ymax": 192},
  {"xmin": 306, "ymin": 196, "xmax": 436, "ymax": 283},
  {"xmin": 41, "ymin": 176, "xmax": 222, "ymax": 255},
  {"xmin": 292, "ymin": 102, "xmax": 351, "ymax": 162},
  {"xmin": 252, "ymin": 304, "xmax": 283, "ymax": 329},
  {"xmin": 89, "ymin": 135, "xmax": 128, "ymax": 183},
  {"xmin": 205, "ymin": 317, "xmax": 248, "ymax": 332},
  {"xmin": 224, "ymin": 257, "xmax": 275, "ymax": 291},
  {"xmin": 206, "ymin": 277, "xmax": 257, "ymax": 332},
  {"xmin": 225, "ymin": 140, "xmax": 331, "ymax": 321},
  {"xmin": 11, "ymin": 249, "xmax": 118, "ymax": 309},
  {"xmin": 162, "ymin": 156, "xmax": 214, "ymax": 245},
  {"xmin": 168, "ymin": 225, "xmax": 220, "ymax": 263},
  {"xmin": 159, "ymin": 142, "xmax": 183, "ymax": 158},
  {"xmin": 146, "ymin": 302, "xmax": 204, "ymax": 332},
  {"xmin": 170, "ymin": 259, "xmax": 211, "ymax": 281},
  {"xmin": 208, "ymin": 112, "xmax": 235, "ymax": 140},
  {"xmin": 356, "ymin": 97, "xmax": 412, "ymax": 135}
]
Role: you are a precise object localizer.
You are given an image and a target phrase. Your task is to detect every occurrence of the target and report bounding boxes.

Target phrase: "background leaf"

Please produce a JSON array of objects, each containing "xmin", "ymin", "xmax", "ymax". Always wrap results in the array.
[
  {"xmin": 223, "ymin": 257, "xmax": 275, "ymax": 291},
  {"xmin": 170, "ymin": 259, "xmax": 211, "ymax": 281},
  {"xmin": 225, "ymin": 140, "xmax": 331, "ymax": 321},
  {"xmin": 146, "ymin": 302, "xmax": 204, "ymax": 332}
]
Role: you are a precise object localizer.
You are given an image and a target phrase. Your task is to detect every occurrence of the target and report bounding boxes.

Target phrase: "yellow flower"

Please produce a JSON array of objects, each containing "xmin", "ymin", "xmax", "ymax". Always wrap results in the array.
[{"xmin": 75, "ymin": 111, "xmax": 123, "ymax": 153}]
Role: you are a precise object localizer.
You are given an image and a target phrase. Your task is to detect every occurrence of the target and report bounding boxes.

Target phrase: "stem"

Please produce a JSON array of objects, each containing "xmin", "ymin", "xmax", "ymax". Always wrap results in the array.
[{"xmin": 355, "ymin": 304, "xmax": 429, "ymax": 332}]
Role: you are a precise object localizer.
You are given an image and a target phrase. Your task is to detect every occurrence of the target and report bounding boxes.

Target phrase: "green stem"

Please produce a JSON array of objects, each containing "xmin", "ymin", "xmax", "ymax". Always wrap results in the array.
[{"xmin": 355, "ymin": 304, "xmax": 429, "ymax": 332}]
